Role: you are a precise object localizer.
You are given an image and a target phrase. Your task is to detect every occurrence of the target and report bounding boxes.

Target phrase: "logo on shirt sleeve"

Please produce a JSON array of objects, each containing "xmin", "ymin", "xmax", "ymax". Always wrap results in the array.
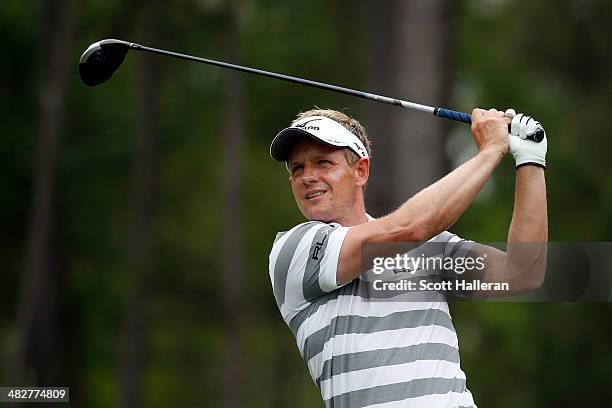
[{"xmin": 311, "ymin": 235, "xmax": 328, "ymax": 260}]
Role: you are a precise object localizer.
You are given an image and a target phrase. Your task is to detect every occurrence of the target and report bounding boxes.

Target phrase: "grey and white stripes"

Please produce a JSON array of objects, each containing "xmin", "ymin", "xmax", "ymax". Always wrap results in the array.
[{"xmin": 269, "ymin": 221, "xmax": 477, "ymax": 407}]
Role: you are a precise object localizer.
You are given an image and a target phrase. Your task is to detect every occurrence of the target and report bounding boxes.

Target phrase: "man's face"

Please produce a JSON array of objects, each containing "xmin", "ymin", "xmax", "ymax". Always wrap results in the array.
[{"xmin": 287, "ymin": 138, "xmax": 367, "ymax": 223}]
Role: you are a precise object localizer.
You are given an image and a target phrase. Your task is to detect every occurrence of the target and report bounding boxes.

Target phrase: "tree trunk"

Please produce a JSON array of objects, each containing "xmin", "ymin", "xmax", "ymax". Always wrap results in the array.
[
  {"xmin": 119, "ymin": 6, "xmax": 160, "ymax": 408},
  {"xmin": 221, "ymin": 1, "xmax": 247, "ymax": 406},
  {"xmin": 365, "ymin": 0, "xmax": 452, "ymax": 216},
  {"xmin": 11, "ymin": 0, "xmax": 76, "ymax": 389}
]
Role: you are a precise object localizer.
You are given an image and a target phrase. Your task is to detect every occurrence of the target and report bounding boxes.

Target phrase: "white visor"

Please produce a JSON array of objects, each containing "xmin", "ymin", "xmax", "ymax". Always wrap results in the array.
[{"xmin": 270, "ymin": 116, "xmax": 368, "ymax": 161}]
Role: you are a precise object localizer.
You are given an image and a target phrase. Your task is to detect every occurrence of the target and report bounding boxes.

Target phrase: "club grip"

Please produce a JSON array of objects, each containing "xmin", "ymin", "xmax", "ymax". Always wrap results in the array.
[
  {"xmin": 434, "ymin": 108, "xmax": 472, "ymax": 124},
  {"xmin": 434, "ymin": 107, "xmax": 544, "ymax": 143},
  {"xmin": 529, "ymin": 128, "xmax": 546, "ymax": 143}
]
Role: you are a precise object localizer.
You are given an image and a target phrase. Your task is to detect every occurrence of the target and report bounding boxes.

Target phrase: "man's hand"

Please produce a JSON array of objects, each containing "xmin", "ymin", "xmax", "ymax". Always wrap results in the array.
[
  {"xmin": 505, "ymin": 109, "xmax": 547, "ymax": 169},
  {"xmin": 471, "ymin": 108, "xmax": 510, "ymax": 156}
]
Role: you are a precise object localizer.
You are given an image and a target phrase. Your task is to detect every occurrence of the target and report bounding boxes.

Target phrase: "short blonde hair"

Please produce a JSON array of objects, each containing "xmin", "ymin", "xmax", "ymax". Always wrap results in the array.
[{"xmin": 292, "ymin": 108, "xmax": 372, "ymax": 164}]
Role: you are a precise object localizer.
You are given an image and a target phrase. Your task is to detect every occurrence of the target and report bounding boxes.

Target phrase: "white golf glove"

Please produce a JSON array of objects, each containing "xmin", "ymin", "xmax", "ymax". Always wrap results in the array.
[{"xmin": 505, "ymin": 109, "xmax": 547, "ymax": 169}]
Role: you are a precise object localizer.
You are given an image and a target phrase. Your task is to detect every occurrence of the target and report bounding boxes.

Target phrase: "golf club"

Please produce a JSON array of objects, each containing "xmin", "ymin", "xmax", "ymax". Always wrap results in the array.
[{"xmin": 79, "ymin": 39, "xmax": 545, "ymax": 142}]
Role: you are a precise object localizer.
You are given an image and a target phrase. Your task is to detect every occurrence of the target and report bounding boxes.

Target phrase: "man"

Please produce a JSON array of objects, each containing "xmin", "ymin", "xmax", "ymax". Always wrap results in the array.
[{"xmin": 268, "ymin": 108, "xmax": 547, "ymax": 407}]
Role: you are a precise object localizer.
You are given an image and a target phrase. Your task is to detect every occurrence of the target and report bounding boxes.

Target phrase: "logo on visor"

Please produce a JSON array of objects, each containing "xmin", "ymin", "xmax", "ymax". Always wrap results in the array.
[
  {"xmin": 295, "ymin": 118, "xmax": 321, "ymax": 132},
  {"xmin": 352, "ymin": 141, "xmax": 366, "ymax": 156}
]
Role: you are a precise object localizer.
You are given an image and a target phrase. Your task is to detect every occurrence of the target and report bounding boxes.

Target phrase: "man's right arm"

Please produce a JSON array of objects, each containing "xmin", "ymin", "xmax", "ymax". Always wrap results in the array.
[{"xmin": 336, "ymin": 108, "xmax": 510, "ymax": 286}]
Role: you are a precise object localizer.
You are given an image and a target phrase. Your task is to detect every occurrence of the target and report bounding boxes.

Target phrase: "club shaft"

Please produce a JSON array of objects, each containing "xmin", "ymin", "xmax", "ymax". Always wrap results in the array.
[
  {"xmin": 131, "ymin": 43, "xmax": 450, "ymax": 118},
  {"xmin": 131, "ymin": 43, "xmax": 549, "ymax": 138}
]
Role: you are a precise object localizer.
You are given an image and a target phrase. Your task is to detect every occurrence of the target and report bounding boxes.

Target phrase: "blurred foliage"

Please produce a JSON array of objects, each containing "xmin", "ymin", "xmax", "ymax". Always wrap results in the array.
[{"xmin": 1, "ymin": 0, "xmax": 611, "ymax": 406}]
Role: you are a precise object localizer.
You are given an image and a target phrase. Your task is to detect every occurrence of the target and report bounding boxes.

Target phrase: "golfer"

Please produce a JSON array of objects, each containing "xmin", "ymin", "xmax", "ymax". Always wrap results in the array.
[{"xmin": 268, "ymin": 108, "xmax": 547, "ymax": 407}]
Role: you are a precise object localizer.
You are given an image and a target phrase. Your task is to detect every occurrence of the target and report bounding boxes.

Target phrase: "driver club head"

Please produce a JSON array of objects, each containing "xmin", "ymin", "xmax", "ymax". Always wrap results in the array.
[{"xmin": 79, "ymin": 39, "xmax": 132, "ymax": 86}]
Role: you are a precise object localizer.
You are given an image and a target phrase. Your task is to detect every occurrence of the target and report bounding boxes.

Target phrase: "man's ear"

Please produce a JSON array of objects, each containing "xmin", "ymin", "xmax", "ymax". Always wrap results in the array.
[{"xmin": 353, "ymin": 157, "xmax": 370, "ymax": 188}]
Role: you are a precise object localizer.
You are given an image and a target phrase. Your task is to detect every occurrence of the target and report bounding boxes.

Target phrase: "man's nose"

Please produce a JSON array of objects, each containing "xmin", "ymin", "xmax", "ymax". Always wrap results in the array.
[{"xmin": 302, "ymin": 165, "xmax": 319, "ymax": 184}]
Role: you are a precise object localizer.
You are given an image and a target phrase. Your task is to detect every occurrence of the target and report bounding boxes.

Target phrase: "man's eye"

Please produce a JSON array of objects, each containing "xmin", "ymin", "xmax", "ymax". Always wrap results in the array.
[
  {"xmin": 318, "ymin": 160, "xmax": 331, "ymax": 165},
  {"xmin": 292, "ymin": 165, "xmax": 303, "ymax": 173}
]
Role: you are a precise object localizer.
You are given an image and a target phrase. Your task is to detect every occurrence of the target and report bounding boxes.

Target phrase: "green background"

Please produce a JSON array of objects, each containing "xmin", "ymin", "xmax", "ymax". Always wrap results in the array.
[{"xmin": 1, "ymin": 0, "xmax": 611, "ymax": 406}]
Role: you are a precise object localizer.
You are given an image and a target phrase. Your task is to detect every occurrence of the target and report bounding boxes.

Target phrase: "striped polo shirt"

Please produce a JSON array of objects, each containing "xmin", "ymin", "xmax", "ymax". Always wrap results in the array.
[{"xmin": 269, "ymin": 219, "xmax": 477, "ymax": 408}]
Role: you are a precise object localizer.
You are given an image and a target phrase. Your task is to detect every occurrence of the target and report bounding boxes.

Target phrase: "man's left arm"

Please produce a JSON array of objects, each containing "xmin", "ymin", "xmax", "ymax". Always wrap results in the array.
[{"xmin": 463, "ymin": 113, "xmax": 548, "ymax": 297}]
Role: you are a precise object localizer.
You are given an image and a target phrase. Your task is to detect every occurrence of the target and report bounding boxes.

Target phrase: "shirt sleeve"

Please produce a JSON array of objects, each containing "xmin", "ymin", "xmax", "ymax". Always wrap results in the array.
[
  {"xmin": 433, "ymin": 230, "xmax": 476, "ymax": 260},
  {"xmin": 269, "ymin": 221, "xmax": 350, "ymax": 321},
  {"xmin": 432, "ymin": 231, "xmax": 477, "ymax": 297}
]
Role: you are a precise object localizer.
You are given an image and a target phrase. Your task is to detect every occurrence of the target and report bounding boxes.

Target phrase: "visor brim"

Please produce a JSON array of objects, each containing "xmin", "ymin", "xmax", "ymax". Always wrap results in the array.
[{"xmin": 270, "ymin": 128, "xmax": 341, "ymax": 162}]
